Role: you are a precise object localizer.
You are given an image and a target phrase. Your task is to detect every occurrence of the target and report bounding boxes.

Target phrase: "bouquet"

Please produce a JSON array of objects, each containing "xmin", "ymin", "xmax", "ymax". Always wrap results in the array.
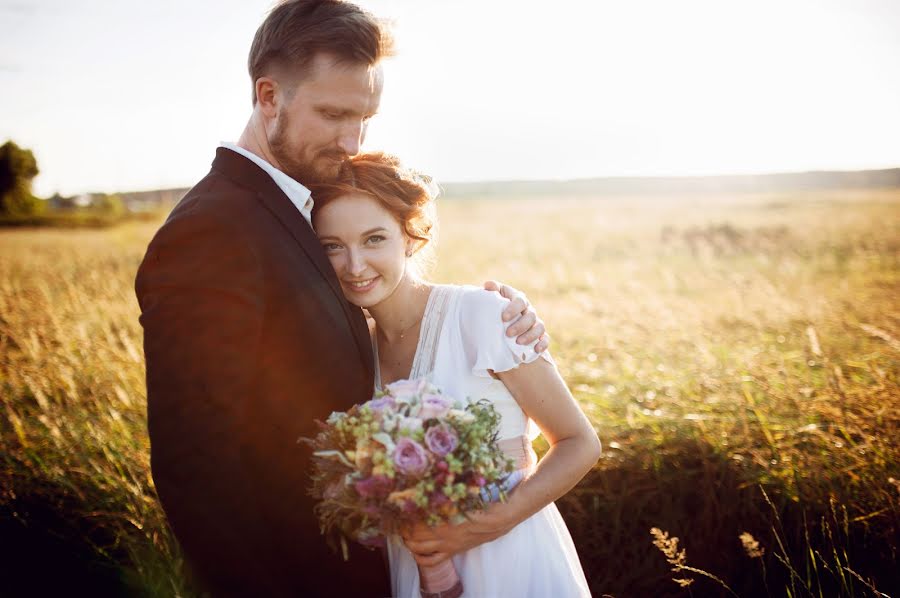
[{"xmin": 303, "ymin": 377, "xmax": 516, "ymax": 597}]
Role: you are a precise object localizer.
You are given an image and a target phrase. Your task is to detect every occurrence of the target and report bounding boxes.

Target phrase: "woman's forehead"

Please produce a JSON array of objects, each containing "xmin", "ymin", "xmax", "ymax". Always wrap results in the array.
[{"xmin": 317, "ymin": 193, "xmax": 401, "ymax": 233}]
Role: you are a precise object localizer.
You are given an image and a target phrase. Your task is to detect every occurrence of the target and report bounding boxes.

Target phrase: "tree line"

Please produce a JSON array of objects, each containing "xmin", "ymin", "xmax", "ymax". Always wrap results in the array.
[
  {"xmin": 0, "ymin": 140, "xmax": 151, "ymax": 226},
  {"xmin": 0, "ymin": 140, "xmax": 40, "ymax": 216}
]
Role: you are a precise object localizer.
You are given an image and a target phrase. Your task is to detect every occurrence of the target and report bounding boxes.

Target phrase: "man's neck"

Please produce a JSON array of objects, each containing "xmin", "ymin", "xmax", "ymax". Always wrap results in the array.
[{"xmin": 236, "ymin": 111, "xmax": 283, "ymax": 171}]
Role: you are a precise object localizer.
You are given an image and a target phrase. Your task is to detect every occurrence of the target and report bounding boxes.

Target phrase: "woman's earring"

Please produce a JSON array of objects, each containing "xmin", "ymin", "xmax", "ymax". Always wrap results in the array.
[{"xmin": 405, "ymin": 248, "xmax": 413, "ymax": 257}]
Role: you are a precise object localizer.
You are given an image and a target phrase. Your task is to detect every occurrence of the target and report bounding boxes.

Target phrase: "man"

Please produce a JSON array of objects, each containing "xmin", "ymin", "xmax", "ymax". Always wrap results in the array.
[{"xmin": 135, "ymin": 1, "xmax": 546, "ymax": 596}]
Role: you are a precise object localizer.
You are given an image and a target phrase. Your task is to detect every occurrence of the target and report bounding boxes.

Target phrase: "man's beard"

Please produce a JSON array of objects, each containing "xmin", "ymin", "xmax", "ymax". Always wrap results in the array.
[{"xmin": 270, "ymin": 117, "xmax": 348, "ymax": 185}]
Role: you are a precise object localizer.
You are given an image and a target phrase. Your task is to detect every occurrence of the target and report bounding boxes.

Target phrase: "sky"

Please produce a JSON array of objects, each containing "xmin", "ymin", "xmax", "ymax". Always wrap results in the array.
[{"xmin": 2, "ymin": 0, "xmax": 900, "ymax": 197}]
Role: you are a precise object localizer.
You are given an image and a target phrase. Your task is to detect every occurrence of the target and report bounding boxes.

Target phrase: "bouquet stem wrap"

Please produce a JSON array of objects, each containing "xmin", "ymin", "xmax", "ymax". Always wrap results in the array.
[{"xmin": 419, "ymin": 559, "xmax": 463, "ymax": 598}]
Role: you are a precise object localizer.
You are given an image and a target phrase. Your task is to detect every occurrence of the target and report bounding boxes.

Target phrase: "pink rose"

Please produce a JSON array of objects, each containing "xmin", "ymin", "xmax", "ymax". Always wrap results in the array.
[
  {"xmin": 353, "ymin": 474, "xmax": 393, "ymax": 499},
  {"xmin": 424, "ymin": 423, "xmax": 459, "ymax": 457},
  {"xmin": 392, "ymin": 437, "xmax": 430, "ymax": 477},
  {"xmin": 418, "ymin": 393, "xmax": 452, "ymax": 420},
  {"xmin": 385, "ymin": 378, "xmax": 426, "ymax": 399},
  {"xmin": 429, "ymin": 491, "xmax": 450, "ymax": 508}
]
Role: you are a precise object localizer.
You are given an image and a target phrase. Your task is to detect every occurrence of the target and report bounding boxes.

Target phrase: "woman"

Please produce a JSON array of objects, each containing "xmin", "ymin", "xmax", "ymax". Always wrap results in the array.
[{"xmin": 311, "ymin": 153, "xmax": 600, "ymax": 597}]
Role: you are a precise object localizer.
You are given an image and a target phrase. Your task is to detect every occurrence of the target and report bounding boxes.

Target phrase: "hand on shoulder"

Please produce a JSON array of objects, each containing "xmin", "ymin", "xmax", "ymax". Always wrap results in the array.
[{"xmin": 482, "ymin": 280, "xmax": 549, "ymax": 351}]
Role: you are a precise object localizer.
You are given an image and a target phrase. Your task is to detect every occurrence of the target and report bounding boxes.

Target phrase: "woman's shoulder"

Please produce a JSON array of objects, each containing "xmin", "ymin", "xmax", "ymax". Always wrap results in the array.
[
  {"xmin": 440, "ymin": 284, "xmax": 508, "ymax": 328},
  {"xmin": 431, "ymin": 285, "xmax": 510, "ymax": 346},
  {"xmin": 437, "ymin": 283, "xmax": 550, "ymax": 378}
]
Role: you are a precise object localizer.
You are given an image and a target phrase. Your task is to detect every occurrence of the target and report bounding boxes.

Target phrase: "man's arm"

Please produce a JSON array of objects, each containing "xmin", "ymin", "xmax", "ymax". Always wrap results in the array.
[{"xmin": 136, "ymin": 207, "xmax": 269, "ymax": 586}]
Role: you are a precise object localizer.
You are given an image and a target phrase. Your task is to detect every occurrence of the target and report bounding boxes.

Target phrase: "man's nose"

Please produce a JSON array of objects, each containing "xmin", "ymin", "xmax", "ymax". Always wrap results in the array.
[{"xmin": 337, "ymin": 120, "xmax": 364, "ymax": 157}]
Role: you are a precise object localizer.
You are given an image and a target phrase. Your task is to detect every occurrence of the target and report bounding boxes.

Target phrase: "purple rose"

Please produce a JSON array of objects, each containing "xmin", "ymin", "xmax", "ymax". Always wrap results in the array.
[
  {"xmin": 366, "ymin": 395, "xmax": 396, "ymax": 412},
  {"xmin": 424, "ymin": 423, "xmax": 459, "ymax": 457},
  {"xmin": 353, "ymin": 474, "xmax": 393, "ymax": 499},
  {"xmin": 392, "ymin": 437, "xmax": 430, "ymax": 477},
  {"xmin": 418, "ymin": 393, "xmax": 452, "ymax": 420}
]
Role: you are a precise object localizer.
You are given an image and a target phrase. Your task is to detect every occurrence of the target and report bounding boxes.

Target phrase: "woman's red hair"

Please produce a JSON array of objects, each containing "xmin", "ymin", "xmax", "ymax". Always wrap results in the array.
[{"xmin": 310, "ymin": 152, "xmax": 438, "ymax": 254}]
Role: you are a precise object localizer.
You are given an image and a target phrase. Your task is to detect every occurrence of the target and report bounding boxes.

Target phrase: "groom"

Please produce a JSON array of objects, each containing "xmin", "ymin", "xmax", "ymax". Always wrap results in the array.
[{"xmin": 136, "ymin": 1, "xmax": 546, "ymax": 596}]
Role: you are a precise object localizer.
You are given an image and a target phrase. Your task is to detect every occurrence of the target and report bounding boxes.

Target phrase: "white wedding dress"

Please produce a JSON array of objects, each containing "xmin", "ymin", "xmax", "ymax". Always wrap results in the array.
[{"xmin": 379, "ymin": 284, "xmax": 592, "ymax": 598}]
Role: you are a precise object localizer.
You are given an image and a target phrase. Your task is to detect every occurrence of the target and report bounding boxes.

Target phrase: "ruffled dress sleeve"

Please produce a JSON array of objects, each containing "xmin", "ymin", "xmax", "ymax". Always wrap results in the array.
[{"xmin": 457, "ymin": 288, "xmax": 555, "ymax": 378}]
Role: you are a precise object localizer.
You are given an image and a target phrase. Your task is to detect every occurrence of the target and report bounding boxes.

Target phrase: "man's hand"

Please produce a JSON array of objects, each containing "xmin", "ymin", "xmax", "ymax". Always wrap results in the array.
[
  {"xmin": 400, "ymin": 507, "xmax": 512, "ymax": 567},
  {"xmin": 483, "ymin": 280, "xmax": 549, "ymax": 352}
]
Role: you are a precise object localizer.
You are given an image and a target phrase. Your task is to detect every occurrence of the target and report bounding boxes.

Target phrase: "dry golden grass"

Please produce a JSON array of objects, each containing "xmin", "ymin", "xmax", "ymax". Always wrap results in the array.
[{"xmin": 1, "ymin": 189, "xmax": 898, "ymax": 596}]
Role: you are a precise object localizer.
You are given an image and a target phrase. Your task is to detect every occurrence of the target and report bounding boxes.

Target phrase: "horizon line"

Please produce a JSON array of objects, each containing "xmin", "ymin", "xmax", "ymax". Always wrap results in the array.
[{"xmin": 58, "ymin": 163, "xmax": 900, "ymax": 198}]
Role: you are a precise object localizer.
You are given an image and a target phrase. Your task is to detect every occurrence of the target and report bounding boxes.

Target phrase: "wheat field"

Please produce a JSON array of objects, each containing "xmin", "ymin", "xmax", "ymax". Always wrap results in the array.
[{"xmin": 1, "ymin": 189, "xmax": 898, "ymax": 597}]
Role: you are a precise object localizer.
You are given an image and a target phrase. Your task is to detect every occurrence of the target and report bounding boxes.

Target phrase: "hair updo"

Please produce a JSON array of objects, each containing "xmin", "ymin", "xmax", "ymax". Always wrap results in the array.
[{"xmin": 310, "ymin": 152, "xmax": 439, "ymax": 264}]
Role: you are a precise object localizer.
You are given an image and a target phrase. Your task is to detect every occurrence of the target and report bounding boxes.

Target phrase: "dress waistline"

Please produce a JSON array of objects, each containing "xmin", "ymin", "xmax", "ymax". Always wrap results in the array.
[{"xmin": 497, "ymin": 435, "xmax": 535, "ymax": 471}]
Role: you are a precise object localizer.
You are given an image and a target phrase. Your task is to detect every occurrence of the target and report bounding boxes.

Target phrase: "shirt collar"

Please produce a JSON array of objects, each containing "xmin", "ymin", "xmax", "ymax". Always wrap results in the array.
[{"xmin": 218, "ymin": 142, "xmax": 314, "ymax": 227}]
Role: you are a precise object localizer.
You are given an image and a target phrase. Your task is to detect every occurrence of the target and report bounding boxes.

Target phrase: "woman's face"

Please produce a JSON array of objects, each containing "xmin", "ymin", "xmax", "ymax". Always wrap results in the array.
[{"xmin": 314, "ymin": 193, "xmax": 410, "ymax": 308}]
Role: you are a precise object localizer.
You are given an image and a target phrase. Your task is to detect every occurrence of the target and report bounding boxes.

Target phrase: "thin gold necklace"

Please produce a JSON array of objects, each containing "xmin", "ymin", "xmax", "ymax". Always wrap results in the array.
[
  {"xmin": 396, "ymin": 313, "xmax": 424, "ymax": 340},
  {"xmin": 385, "ymin": 286, "xmax": 429, "ymax": 341}
]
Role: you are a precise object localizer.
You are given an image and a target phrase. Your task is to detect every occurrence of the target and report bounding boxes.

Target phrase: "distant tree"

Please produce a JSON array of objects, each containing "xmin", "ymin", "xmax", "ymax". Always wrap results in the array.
[
  {"xmin": 47, "ymin": 192, "xmax": 77, "ymax": 210},
  {"xmin": 0, "ymin": 140, "xmax": 41, "ymax": 216},
  {"xmin": 92, "ymin": 193, "xmax": 125, "ymax": 217}
]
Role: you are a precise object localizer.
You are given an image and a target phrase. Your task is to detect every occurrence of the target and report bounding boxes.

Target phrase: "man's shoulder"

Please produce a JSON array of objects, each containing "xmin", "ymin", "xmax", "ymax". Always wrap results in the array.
[
  {"xmin": 144, "ymin": 169, "xmax": 257, "ymax": 251},
  {"xmin": 166, "ymin": 170, "xmax": 257, "ymax": 230},
  {"xmin": 172, "ymin": 168, "xmax": 253, "ymax": 215}
]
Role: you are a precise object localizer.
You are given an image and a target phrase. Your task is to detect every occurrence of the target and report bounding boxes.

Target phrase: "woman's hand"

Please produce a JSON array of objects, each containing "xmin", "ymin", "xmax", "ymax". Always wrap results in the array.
[{"xmin": 401, "ymin": 504, "xmax": 514, "ymax": 567}]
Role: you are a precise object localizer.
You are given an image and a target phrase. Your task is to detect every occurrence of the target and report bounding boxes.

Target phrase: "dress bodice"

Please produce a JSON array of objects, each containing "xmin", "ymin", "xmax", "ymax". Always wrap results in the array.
[{"xmin": 374, "ymin": 284, "xmax": 550, "ymax": 441}]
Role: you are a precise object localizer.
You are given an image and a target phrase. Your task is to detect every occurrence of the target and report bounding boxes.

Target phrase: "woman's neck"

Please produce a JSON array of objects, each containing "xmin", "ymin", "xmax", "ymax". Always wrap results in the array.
[{"xmin": 367, "ymin": 275, "xmax": 433, "ymax": 344}]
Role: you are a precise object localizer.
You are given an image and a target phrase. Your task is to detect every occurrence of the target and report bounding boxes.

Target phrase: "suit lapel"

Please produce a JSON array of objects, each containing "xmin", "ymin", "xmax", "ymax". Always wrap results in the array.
[{"xmin": 210, "ymin": 148, "xmax": 374, "ymax": 381}]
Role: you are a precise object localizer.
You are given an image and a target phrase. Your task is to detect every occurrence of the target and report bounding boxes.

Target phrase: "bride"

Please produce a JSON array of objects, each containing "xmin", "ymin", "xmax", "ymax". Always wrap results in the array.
[{"xmin": 310, "ymin": 153, "xmax": 600, "ymax": 598}]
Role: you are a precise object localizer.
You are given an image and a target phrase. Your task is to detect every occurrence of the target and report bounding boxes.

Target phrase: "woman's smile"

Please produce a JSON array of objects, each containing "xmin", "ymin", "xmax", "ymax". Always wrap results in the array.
[{"xmin": 344, "ymin": 275, "xmax": 381, "ymax": 293}]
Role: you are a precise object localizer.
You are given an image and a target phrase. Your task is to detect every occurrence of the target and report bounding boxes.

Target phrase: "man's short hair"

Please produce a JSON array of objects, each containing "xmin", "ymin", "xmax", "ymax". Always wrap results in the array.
[{"xmin": 248, "ymin": 0, "xmax": 394, "ymax": 105}]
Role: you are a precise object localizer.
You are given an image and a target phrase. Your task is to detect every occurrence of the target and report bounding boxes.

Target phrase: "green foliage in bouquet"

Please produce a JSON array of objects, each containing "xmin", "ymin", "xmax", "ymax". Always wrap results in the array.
[{"xmin": 302, "ymin": 379, "xmax": 515, "ymax": 560}]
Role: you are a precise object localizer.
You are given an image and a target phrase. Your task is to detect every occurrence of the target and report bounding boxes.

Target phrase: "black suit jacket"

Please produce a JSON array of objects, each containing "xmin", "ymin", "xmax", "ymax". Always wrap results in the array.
[{"xmin": 135, "ymin": 148, "xmax": 390, "ymax": 597}]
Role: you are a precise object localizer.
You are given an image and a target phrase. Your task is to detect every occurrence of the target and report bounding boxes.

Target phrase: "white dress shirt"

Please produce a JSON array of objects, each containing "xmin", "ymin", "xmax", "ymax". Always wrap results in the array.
[{"xmin": 219, "ymin": 142, "xmax": 314, "ymax": 227}]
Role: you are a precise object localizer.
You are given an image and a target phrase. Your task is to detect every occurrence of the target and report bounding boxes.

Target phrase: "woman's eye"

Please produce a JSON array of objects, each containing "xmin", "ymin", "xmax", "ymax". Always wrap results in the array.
[
  {"xmin": 321, "ymin": 110, "xmax": 341, "ymax": 120},
  {"xmin": 322, "ymin": 243, "xmax": 342, "ymax": 252},
  {"xmin": 366, "ymin": 235, "xmax": 385, "ymax": 244}
]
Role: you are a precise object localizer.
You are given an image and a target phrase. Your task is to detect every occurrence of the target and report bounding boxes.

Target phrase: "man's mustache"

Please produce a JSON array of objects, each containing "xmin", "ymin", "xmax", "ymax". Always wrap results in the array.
[{"xmin": 317, "ymin": 149, "xmax": 350, "ymax": 162}]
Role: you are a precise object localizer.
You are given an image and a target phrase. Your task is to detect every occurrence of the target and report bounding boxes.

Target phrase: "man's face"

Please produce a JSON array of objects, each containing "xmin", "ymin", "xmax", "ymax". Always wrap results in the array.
[{"xmin": 268, "ymin": 53, "xmax": 384, "ymax": 185}]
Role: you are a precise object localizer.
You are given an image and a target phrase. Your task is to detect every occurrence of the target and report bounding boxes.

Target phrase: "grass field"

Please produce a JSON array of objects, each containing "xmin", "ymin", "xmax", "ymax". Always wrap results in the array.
[{"xmin": 1, "ymin": 188, "xmax": 898, "ymax": 597}]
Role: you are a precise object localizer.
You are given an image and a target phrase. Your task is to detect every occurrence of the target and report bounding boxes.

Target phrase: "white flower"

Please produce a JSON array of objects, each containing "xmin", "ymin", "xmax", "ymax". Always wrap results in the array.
[
  {"xmin": 381, "ymin": 413, "xmax": 399, "ymax": 433},
  {"xmin": 447, "ymin": 409, "xmax": 475, "ymax": 423},
  {"xmin": 371, "ymin": 432, "xmax": 396, "ymax": 452},
  {"xmin": 398, "ymin": 416, "xmax": 424, "ymax": 433}
]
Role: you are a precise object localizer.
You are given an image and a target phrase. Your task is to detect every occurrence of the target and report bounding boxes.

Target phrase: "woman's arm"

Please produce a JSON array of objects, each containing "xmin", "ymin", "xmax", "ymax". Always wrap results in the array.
[
  {"xmin": 401, "ymin": 357, "xmax": 601, "ymax": 566},
  {"xmin": 493, "ymin": 358, "xmax": 602, "ymax": 522}
]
